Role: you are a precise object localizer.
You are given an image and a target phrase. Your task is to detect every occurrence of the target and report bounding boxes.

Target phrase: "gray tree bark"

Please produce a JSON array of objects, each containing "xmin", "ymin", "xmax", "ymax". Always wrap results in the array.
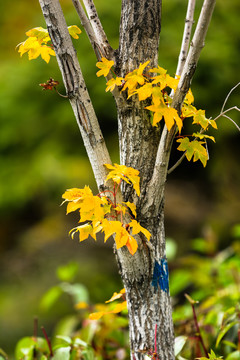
[{"xmin": 38, "ymin": 0, "xmax": 216, "ymax": 359}]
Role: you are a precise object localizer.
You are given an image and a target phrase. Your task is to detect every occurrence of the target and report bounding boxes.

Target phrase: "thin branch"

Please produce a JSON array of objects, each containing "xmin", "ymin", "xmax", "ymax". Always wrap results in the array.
[
  {"xmin": 168, "ymin": 152, "xmax": 186, "ymax": 175},
  {"xmin": 72, "ymin": 0, "xmax": 104, "ymax": 60},
  {"xmin": 172, "ymin": 0, "xmax": 216, "ymax": 113},
  {"xmin": 82, "ymin": 0, "xmax": 112, "ymax": 58},
  {"xmin": 222, "ymin": 114, "xmax": 240, "ymax": 132},
  {"xmin": 221, "ymin": 82, "xmax": 240, "ymax": 113},
  {"xmin": 176, "ymin": 0, "xmax": 196, "ymax": 77}
]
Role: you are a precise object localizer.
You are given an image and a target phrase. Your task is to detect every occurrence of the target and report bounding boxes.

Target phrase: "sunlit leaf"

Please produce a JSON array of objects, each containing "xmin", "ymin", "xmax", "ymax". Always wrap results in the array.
[
  {"xmin": 129, "ymin": 220, "xmax": 151, "ymax": 241},
  {"xmin": 174, "ymin": 336, "xmax": 188, "ymax": 356},
  {"xmin": 216, "ymin": 321, "xmax": 238, "ymax": 348},
  {"xmin": 193, "ymin": 109, "xmax": 218, "ymax": 130},
  {"xmin": 105, "ymin": 289, "xmax": 125, "ymax": 303},
  {"xmin": 68, "ymin": 25, "xmax": 82, "ymax": 39},
  {"xmin": 104, "ymin": 163, "xmax": 140, "ymax": 196},
  {"xmin": 106, "ymin": 77, "xmax": 124, "ymax": 92},
  {"xmin": 177, "ymin": 137, "xmax": 208, "ymax": 167},
  {"xmin": 96, "ymin": 57, "xmax": 114, "ymax": 77}
]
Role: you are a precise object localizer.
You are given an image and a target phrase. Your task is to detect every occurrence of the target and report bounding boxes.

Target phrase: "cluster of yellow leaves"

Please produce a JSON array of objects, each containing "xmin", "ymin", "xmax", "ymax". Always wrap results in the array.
[
  {"xmin": 62, "ymin": 164, "xmax": 151, "ymax": 255},
  {"xmin": 17, "ymin": 25, "xmax": 81, "ymax": 63},
  {"xmin": 89, "ymin": 288, "xmax": 127, "ymax": 320},
  {"xmin": 96, "ymin": 57, "xmax": 218, "ymax": 167}
]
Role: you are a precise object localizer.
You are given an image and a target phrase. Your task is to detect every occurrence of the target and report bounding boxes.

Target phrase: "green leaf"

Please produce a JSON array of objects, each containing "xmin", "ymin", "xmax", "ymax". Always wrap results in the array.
[
  {"xmin": 53, "ymin": 346, "xmax": 71, "ymax": 360},
  {"xmin": 174, "ymin": 336, "xmax": 188, "ymax": 356},
  {"xmin": 40, "ymin": 285, "xmax": 63, "ymax": 312},
  {"xmin": 226, "ymin": 351, "xmax": 240, "ymax": 360},
  {"xmin": 60, "ymin": 283, "xmax": 89, "ymax": 304},
  {"xmin": 56, "ymin": 262, "xmax": 79, "ymax": 282},
  {"xmin": 216, "ymin": 321, "xmax": 238, "ymax": 348},
  {"xmin": 15, "ymin": 337, "xmax": 48, "ymax": 360}
]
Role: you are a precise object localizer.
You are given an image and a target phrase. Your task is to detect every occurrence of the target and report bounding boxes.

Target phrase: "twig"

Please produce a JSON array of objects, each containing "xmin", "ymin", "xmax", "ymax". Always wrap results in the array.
[
  {"xmin": 168, "ymin": 152, "xmax": 186, "ymax": 175},
  {"xmin": 41, "ymin": 326, "xmax": 53, "ymax": 357},
  {"xmin": 221, "ymin": 82, "xmax": 240, "ymax": 113}
]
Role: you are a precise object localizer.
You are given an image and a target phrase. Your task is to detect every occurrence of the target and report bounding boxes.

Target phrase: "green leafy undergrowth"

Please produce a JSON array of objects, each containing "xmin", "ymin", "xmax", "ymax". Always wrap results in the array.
[
  {"xmin": 2, "ymin": 226, "xmax": 240, "ymax": 360},
  {"xmin": 172, "ymin": 224, "xmax": 240, "ymax": 360}
]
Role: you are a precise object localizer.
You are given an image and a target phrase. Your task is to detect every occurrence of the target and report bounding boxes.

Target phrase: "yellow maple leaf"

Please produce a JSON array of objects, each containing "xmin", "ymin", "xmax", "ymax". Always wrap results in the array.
[
  {"xmin": 133, "ymin": 83, "xmax": 153, "ymax": 101},
  {"xmin": 106, "ymin": 77, "xmax": 124, "ymax": 92},
  {"xmin": 62, "ymin": 186, "xmax": 92, "ymax": 203},
  {"xmin": 193, "ymin": 109, "xmax": 218, "ymax": 130},
  {"xmin": 96, "ymin": 57, "xmax": 114, "ymax": 77},
  {"xmin": 146, "ymin": 99, "xmax": 182, "ymax": 132},
  {"xmin": 129, "ymin": 219, "xmax": 151, "ymax": 241},
  {"xmin": 122, "ymin": 60, "xmax": 150, "ymax": 97},
  {"xmin": 177, "ymin": 137, "xmax": 208, "ymax": 167},
  {"xmin": 68, "ymin": 25, "xmax": 82, "ymax": 39},
  {"xmin": 70, "ymin": 223, "xmax": 96, "ymax": 242},
  {"xmin": 104, "ymin": 163, "xmax": 140, "ymax": 196}
]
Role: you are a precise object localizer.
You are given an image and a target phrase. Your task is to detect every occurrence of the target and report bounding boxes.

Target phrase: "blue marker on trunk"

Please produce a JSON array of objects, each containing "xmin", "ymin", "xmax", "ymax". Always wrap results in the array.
[{"xmin": 152, "ymin": 258, "xmax": 169, "ymax": 293}]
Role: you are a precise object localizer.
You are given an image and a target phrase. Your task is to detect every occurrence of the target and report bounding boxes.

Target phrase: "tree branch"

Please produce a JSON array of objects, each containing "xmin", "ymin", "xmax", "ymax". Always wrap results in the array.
[
  {"xmin": 81, "ymin": 0, "xmax": 113, "ymax": 58},
  {"xmin": 71, "ymin": 0, "xmax": 103, "ymax": 60},
  {"xmin": 143, "ymin": 0, "xmax": 216, "ymax": 211},
  {"xmin": 176, "ymin": 0, "xmax": 196, "ymax": 77},
  {"xmin": 171, "ymin": 0, "xmax": 216, "ymax": 113},
  {"xmin": 39, "ymin": 0, "xmax": 112, "ymax": 189}
]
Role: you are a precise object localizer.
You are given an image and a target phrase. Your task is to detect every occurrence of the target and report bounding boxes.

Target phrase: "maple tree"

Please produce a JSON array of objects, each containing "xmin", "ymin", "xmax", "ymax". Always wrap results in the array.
[{"xmin": 18, "ymin": 0, "xmax": 240, "ymax": 359}]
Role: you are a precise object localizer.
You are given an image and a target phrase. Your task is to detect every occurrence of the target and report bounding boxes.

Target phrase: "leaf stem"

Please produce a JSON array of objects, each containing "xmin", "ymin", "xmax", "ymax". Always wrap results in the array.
[{"xmin": 41, "ymin": 326, "xmax": 53, "ymax": 357}]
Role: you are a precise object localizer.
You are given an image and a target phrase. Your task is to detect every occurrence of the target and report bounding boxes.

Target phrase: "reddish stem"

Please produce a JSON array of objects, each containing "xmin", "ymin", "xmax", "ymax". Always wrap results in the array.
[
  {"xmin": 191, "ymin": 303, "xmax": 208, "ymax": 357},
  {"xmin": 41, "ymin": 326, "xmax": 53, "ymax": 357}
]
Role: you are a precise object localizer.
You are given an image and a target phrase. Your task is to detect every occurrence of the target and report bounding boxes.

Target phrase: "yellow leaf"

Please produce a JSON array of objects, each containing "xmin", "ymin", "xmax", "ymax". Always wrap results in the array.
[
  {"xmin": 133, "ymin": 83, "xmax": 153, "ymax": 101},
  {"xmin": 26, "ymin": 27, "xmax": 50, "ymax": 42},
  {"xmin": 89, "ymin": 311, "xmax": 105, "ymax": 320},
  {"xmin": 129, "ymin": 220, "xmax": 151, "ymax": 241},
  {"xmin": 70, "ymin": 223, "xmax": 96, "ymax": 241},
  {"xmin": 123, "ymin": 201, "xmax": 137, "ymax": 218},
  {"xmin": 68, "ymin": 25, "xmax": 82, "ymax": 39},
  {"xmin": 185, "ymin": 88, "xmax": 194, "ymax": 104},
  {"xmin": 39, "ymin": 45, "xmax": 56, "ymax": 63},
  {"xmin": 62, "ymin": 186, "xmax": 92, "ymax": 202},
  {"xmin": 101, "ymin": 220, "xmax": 123, "ymax": 242},
  {"xmin": 122, "ymin": 61, "xmax": 150, "ymax": 97},
  {"xmin": 126, "ymin": 235, "xmax": 138, "ymax": 255},
  {"xmin": 193, "ymin": 109, "xmax": 218, "ymax": 130},
  {"xmin": 106, "ymin": 77, "xmax": 124, "ymax": 92},
  {"xmin": 112, "ymin": 301, "xmax": 127, "ymax": 313},
  {"xmin": 104, "ymin": 163, "xmax": 140, "ymax": 196},
  {"xmin": 115, "ymin": 226, "xmax": 129, "ymax": 249},
  {"xmin": 105, "ymin": 288, "xmax": 125, "ymax": 303},
  {"xmin": 96, "ymin": 57, "xmax": 114, "ymax": 77},
  {"xmin": 177, "ymin": 137, "xmax": 208, "ymax": 167}
]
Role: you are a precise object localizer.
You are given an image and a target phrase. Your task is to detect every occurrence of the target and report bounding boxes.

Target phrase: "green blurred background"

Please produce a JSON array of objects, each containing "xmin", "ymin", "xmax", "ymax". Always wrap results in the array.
[{"xmin": 0, "ymin": 0, "xmax": 239, "ymax": 355}]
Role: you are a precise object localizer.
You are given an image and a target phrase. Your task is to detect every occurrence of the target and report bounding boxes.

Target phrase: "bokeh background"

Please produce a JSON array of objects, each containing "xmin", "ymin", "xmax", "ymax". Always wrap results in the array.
[{"xmin": 0, "ymin": 0, "xmax": 239, "ymax": 356}]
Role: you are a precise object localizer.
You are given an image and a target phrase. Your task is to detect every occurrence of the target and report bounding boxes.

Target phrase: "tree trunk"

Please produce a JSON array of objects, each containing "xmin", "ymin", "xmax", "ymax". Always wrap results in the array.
[{"xmin": 113, "ymin": 1, "xmax": 175, "ymax": 359}]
